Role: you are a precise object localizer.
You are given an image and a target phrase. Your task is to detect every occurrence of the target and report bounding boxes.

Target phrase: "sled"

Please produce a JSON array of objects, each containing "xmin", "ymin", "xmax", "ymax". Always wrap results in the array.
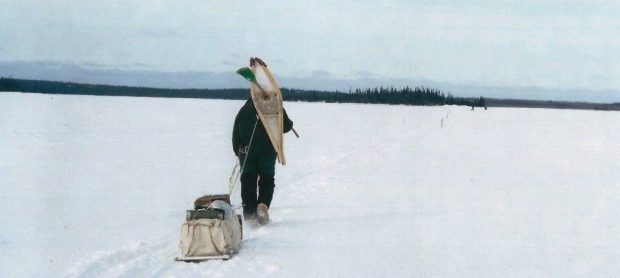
[
  {"xmin": 176, "ymin": 195, "xmax": 243, "ymax": 263},
  {"xmin": 175, "ymin": 254, "xmax": 233, "ymax": 262}
]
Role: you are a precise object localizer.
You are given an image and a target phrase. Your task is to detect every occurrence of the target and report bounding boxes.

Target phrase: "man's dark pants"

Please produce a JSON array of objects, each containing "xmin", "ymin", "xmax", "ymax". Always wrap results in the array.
[{"xmin": 239, "ymin": 152, "xmax": 276, "ymax": 216}]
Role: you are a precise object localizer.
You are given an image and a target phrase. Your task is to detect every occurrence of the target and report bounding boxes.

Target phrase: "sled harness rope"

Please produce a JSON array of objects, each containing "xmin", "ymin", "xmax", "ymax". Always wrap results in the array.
[{"xmin": 228, "ymin": 115, "xmax": 259, "ymax": 198}]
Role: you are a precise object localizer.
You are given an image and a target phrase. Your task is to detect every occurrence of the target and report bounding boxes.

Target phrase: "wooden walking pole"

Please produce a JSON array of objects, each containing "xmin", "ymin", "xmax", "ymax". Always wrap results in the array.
[{"xmin": 291, "ymin": 127, "xmax": 300, "ymax": 138}]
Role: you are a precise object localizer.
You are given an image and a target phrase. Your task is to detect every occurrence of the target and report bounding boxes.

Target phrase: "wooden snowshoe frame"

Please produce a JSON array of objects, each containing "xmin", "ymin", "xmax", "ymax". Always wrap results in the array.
[{"xmin": 250, "ymin": 59, "xmax": 286, "ymax": 165}]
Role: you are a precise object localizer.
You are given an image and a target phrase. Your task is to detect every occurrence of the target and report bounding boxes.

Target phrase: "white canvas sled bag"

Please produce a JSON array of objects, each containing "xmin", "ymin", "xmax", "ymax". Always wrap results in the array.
[{"xmin": 178, "ymin": 201, "xmax": 242, "ymax": 258}]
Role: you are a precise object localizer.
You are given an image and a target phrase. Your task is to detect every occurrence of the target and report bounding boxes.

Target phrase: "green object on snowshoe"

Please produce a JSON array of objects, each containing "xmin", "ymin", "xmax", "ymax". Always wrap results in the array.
[{"xmin": 236, "ymin": 67, "xmax": 256, "ymax": 82}]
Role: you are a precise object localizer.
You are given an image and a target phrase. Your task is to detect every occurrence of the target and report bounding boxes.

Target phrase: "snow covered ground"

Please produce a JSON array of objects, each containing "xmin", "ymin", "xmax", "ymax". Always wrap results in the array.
[{"xmin": 1, "ymin": 92, "xmax": 619, "ymax": 277}]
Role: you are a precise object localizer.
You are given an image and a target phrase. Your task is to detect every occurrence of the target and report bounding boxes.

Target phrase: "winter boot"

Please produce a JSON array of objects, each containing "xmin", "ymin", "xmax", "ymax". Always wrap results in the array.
[{"xmin": 256, "ymin": 203, "xmax": 269, "ymax": 225}]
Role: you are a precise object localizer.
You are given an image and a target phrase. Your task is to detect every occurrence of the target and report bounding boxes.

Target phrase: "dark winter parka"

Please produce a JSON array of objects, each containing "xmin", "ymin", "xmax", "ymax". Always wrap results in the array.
[{"xmin": 232, "ymin": 98, "xmax": 293, "ymax": 157}]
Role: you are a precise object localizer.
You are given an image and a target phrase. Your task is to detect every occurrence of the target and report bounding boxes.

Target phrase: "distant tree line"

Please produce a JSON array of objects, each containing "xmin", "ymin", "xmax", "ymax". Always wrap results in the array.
[
  {"xmin": 1, "ymin": 77, "xmax": 250, "ymax": 99},
  {"xmin": 0, "ymin": 77, "xmax": 20, "ymax": 91},
  {"xmin": 1, "ymin": 77, "xmax": 485, "ymax": 107},
  {"xmin": 484, "ymin": 98, "xmax": 620, "ymax": 111},
  {"xmin": 282, "ymin": 87, "xmax": 484, "ymax": 107}
]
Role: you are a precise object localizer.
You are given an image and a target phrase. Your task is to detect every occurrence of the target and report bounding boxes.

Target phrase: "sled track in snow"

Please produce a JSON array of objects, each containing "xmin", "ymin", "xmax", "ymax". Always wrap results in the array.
[
  {"xmin": 66, "ymin": 238, "xmax": 178, "ymax": 277},
  {"xmin": 66, "ymin": 226, "xmax": 283, "ymax": 277}
]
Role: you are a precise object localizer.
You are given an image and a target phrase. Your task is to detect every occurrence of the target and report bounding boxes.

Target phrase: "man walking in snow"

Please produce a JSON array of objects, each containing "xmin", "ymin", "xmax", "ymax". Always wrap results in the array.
[{"xmin": 232, "ymin": 97, "xmax": 293, "ymax": 221}]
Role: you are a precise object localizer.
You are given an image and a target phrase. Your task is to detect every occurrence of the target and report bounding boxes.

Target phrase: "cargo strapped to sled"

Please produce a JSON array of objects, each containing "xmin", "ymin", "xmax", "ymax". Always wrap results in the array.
[
  {"xmin": 186, "ymin": 208, "xmax": 226, "ymax": 221},
  {"xmin": 194, "ymin": 194, "xmax": 231, "ymax": 209},
  {"xmin": 178, "ymin": 199, "xmax": 243, "ymax": 261}
]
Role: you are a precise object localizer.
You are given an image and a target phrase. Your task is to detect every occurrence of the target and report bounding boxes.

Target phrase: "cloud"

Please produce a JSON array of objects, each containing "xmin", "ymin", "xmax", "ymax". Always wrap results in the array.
[
  {"xmin": 311, "ymin": 70, "xmax": 332, "ymax": 78},
  {"xmin": 355, "ymin": 71, "xmax": 376, "ymax": 78},
  {"xmin": 81, "ymin": 62, "xmax": 110, "ymax": 69},
  {"xmin": 138, "ymin": 28, "xmax": 182, "ymax": 38},
  {"xmin": 130, "ymin": 62, "xmax": 153, "ymax": 69},
  {"xmin": 1, "ymin": 1, "xmax": 618, "ymax": 92},
  {"xmin": 221, "ymin": 60, "xmax": 237, "ymax": 66}
]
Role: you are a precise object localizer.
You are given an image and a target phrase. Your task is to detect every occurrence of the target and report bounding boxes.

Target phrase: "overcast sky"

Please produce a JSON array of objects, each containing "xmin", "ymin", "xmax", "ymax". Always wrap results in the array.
[{"xmin": 1, "ymin": 0, "xmax": 619, "ymax": 92}]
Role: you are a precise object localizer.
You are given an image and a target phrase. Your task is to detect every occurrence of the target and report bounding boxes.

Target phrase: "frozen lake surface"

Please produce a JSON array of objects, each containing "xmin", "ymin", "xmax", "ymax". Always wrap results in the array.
[{"xmin": 1, "ymin": 92, "xmax": 619, "ymax": 277}]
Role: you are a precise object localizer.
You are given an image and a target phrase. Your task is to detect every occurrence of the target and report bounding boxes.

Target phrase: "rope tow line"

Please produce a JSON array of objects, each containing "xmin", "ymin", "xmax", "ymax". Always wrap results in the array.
[{"xmin": 228, "ymin": 115, "xmax": 260, "ymax": 200}]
